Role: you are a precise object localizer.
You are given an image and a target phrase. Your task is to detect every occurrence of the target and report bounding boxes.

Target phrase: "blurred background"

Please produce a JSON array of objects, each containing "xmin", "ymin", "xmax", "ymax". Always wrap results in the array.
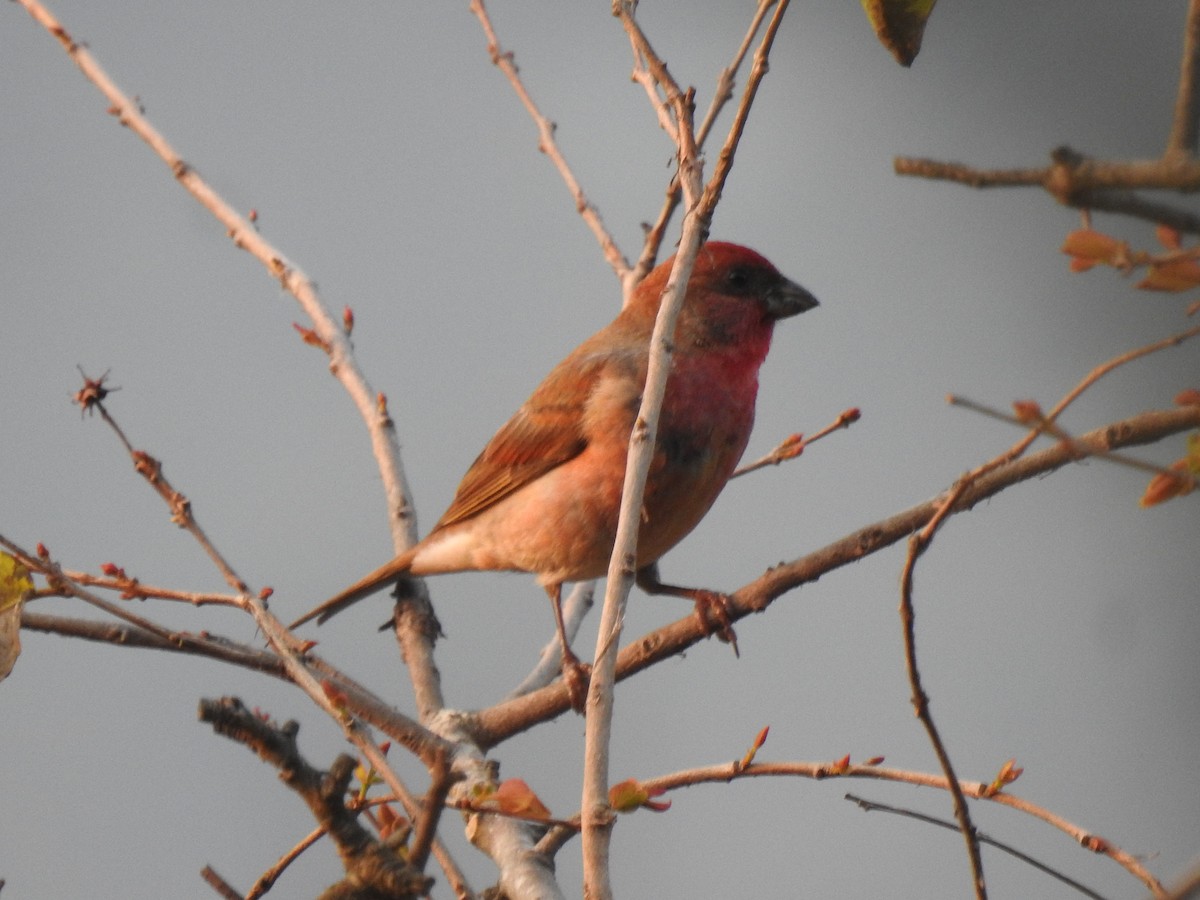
[{"xmin": 2, "ymin": 3, "xmax": 1197, "ymax": 897}]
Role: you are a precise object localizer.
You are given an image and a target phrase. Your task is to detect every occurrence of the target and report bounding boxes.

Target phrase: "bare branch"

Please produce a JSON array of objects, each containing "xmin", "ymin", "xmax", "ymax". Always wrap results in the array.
[
  {"xmin": 634, "ymin": 759, "xmax": 1163, "ymax": 896},
  {"xmin": 469, "ymin": 0, "xmax": 629, "ymax": 281},
  {"xmin": 199, "ymin": 697, "xmax": 433, "ymax": 899},
  {"xmin": 470, "ymin": 404, "xmax": 1200, "ymax": 747},
  {"xmin": 845, "ymin": 795, "xmax": 1109, "ymax": 900},
  {"xmin": 20, "ymin": 610, "xmax": 289, "ymax": 677},
  {"xmin": 900, "ymin": 530, "xmax": 987, "ymax": 899},
  {"xmin": 14, "ymin": 0, "xmax": 446, "ymax": 719},
  {"xmin": 894, "ymin": 149, "xmax": 1200, "ymax": 232},
  {"xmin": 1167, "ymin": 0, "xmax": 1200, "ymax": 160}
]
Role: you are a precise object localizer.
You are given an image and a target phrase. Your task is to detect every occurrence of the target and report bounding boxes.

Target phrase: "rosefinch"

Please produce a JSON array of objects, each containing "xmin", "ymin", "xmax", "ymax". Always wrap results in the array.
[{"xmin": 292, "ymin": 242, "xmax": 817, "ymax": 700}]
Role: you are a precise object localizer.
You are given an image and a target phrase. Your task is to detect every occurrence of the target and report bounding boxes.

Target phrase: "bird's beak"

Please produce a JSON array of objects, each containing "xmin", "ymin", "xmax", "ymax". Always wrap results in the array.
[{"xmin": 767, "ymin": 277, "xmax": 820, "ymax": 320}]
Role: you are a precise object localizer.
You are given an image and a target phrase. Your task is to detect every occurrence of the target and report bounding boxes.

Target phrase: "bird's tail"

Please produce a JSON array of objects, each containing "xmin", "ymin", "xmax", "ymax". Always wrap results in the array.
[{"xmin": 289, "ymin": 546, "xmax": 418, "ymax": 629}]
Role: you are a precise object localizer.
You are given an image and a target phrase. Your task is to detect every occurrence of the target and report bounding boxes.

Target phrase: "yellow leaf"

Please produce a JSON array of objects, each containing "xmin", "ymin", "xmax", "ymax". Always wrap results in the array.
[
  {"xmin": 860, "ymin": 0, "xmax": 939, "ymax": 67},
  {"xmin": 0, "ymin": 552, "xmax": 33, "ymax": 682}
]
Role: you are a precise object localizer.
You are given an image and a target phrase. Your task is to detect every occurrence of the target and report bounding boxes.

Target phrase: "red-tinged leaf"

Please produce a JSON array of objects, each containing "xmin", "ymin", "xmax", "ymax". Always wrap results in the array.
[
  {"xmin": 1140, "ymin": 460, "xmax": 1195, "ymax": 507},
  {"xmin": 36, "ymin": 543, "xmax": 49, "ymax": 558},
  {"xmin": 1061, "ymin": 229, "xmax": 1128, "ymax": 269},
  {"xmin": 609, "ymin": 778, "xmax": 671, "ymax": 814},
  {"xmin": 377, "ymin": 803, "xmax": 409, "ymax": 842},
  {"xmin": 996, "ymin": 758, "xmax": 1023, "ymax": 784},
  {"xmin": 831, "ymin": 754, "xmax": 851, "ymax": 774},
  {"xmin": 321, "ymin": 681, "xmax": 349, "ymax": 706},
  {"xmin": 982, "ymin": 758, "xmax": 1024, "ymax": 797},
  {"xmin": 860, "ymin": 0, "xmax": 939, "ymax": 67},
  {"xmin": 609, "ymin": 779, "xmax": 647, "ymax": 813},
  {"xmin": 258, "ymin": 586, "xmax": 273, "ymax": 600},
  {"xmin": 1156, "ymin": 224, "xmax": 1182, "ymax": 251},
  {"xmin": 379, "ymin": 741, "xmax": 391, "ymax": 755},
  {"xmin": 1137, "ymin": 257, "xmax": 1200, "ymax": 292},
  {"xmin": 101, "ymin": 562, "xmax": 121, "ymax": 577},
  {"xmin": 1012, "ymin": 400, "xmax": 1043, "ymax": 424},
  {"xmin": 487, "ymin": 779, "xmax": 552, "ymax": 821},
  {"xmin": 292, "ymin": 322, "xmax": 330, "ymax": 351},
  {"xmin": 863, "ymin": 756, "xmax": 885, "ymax": 766},
  {"xmin": 1174, "ymin": 388, "xmax": 1200, "ymax": 408},
  {"xmin": 343, "ymin": 305, "xmax": 355, "ymax": 336}
]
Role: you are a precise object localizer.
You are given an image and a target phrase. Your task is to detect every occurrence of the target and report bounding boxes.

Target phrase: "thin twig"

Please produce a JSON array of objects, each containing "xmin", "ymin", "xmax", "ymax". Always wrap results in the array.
[
  {"xmin": 699, "ymin": 0, "xmax": 792, "ymax": 213},
  {"xmin": 200, "ymin": 866, "xmax": 244, "ymax": 900},
  {"xmin": 508, "ymin": 582, "xmax": 594, "ymax": 698},
  {"xmin": 845, "ymin": 794, "xmax": 1110, "ymax": 900},
  {"xmin": 469, "ymin": 0, "xmax": 628, "ymax": 281},
  {"xmin": 732, "ymin": 407, "xmax": 860, "ymax": 478},
  {"xmin": 1167, "ymin": 0, "xmax": 1200, "ymax": 160},
  {"xmin": 638, "ymin": 1, "xmax": 778, "ymax": 278},
  {"xmin": 624, "ymin": 758, "xmax": 1164, "ymax": 895},
  {"xmin": 900, "ymin": 527, "xmax": 987, "ymax": 899},
  {"xmin": 243, "ymin": 827, "xmax": 324, "ymax": 900},
  {"xmin": 894, "ymin": 151, "xmax": 1200, "ymax": 233},
  {"xmin": 15, "ymin": 0, "xmax": 446, "ymax": 721},
  {"xmin": 20, "ymin": 610, "xmax": 290, "ymax": 677}
]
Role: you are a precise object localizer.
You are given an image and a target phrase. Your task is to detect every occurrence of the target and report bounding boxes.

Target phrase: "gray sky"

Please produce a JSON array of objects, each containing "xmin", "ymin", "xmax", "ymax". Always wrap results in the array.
[{"xmin": 2, "ymin": 3, "xmax": 1197, "ymax": 898}]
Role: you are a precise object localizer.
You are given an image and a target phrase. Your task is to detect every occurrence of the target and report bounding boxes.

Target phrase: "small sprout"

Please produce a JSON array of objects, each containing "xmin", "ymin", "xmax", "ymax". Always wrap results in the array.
[
  {"xmin": 1174, "ymin": 388, "xmax": 1200, "ymax": 407},
  {"xmin": 1011, "ymin": 400, "xmax": 1044, "ymax": 424},
  {"xmin": 981, "ymin": 758, "xmax": 1024, "ymax": 797},
  {"xmin": 1140, "ymin": 460, "xmax": 1195, "ymax": 507},
  {"xmin": 292, "ymin": 323, "xmax": 330, "ymax": 353},
  {"xmin": 609, "ymin": 778, "xmax": 671, "ymax": 814},
  {"xmin": 737, "ymin": 725, "xmax": 769, "ymax": 770}
]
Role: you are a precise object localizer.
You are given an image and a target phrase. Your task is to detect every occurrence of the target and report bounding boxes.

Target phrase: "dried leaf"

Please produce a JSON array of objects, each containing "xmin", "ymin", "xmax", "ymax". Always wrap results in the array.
[{"xmin": 860, "ymin": 0, "xmax": 939, "ymax": 66}]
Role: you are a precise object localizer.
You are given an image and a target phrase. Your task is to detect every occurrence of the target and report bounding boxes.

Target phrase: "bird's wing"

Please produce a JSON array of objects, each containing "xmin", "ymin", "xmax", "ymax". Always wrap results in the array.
[{"xmin": 433, "ymin": 346, "xmax": 620, "ymax": 529}]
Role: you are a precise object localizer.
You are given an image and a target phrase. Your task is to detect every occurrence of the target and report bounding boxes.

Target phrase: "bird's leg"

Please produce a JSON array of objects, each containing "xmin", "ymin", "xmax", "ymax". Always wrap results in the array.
[
  {"xmin": 546, "ymin": 583, "xmax": 590, "ymax": 712},
  {"xmin": 636, "ymin": 564, "xmax": 739, "ymax": 657}
]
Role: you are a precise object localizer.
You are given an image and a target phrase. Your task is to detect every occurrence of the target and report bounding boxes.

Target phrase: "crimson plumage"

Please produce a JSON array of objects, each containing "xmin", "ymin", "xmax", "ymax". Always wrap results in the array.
[{"xmin": 291, "ymin": 242, "xmax": 817, "ymax": 689}]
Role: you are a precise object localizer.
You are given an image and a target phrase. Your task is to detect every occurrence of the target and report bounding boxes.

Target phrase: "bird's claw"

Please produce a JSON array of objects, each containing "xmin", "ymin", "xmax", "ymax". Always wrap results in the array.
[
  {"xmin": 692, "ymin": 590, "xmax": 739, "ymax": 657},
  {"xmin": 561, "ymin": 650, "xmax": 592, "ymax": 713}
]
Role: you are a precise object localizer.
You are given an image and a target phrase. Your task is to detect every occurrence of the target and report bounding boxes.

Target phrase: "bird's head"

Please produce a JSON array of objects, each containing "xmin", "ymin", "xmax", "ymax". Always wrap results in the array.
[{"xmin": 631, "ymin": 242, "xmax": 818, "ymax": 354}]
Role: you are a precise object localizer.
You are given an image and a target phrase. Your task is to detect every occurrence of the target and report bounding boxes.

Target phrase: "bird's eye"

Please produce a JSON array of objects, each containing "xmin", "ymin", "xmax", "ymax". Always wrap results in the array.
[{"xmin": 726, "ymin": 267, "xmax": 751, "ymax": 290}]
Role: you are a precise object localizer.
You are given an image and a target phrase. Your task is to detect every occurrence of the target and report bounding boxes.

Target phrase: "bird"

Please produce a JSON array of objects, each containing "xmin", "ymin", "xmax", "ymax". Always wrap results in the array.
[{"xmin": 291, "ymin": 242, "xmax": 818, "ymax": 703}]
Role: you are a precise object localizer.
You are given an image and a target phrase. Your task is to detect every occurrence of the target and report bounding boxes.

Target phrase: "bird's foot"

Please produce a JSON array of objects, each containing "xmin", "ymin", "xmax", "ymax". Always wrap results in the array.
[
  {"xmin": 560, "ymin": 648, "xmax": 592, "ymax": 714},
  {"xmin": 691, "ymin": 590, "xmax": 739, "ymax": 657}
]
